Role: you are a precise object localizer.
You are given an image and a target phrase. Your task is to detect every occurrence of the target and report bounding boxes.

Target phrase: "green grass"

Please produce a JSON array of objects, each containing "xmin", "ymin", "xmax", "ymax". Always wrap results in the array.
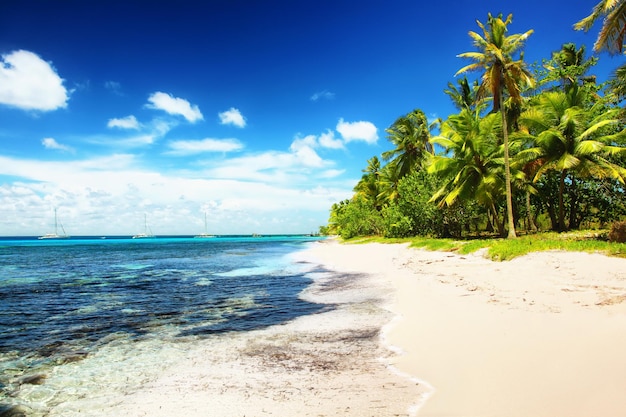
[{"xmin": 338, "ymin": 230, "xmax": 626, "ymax": 261}]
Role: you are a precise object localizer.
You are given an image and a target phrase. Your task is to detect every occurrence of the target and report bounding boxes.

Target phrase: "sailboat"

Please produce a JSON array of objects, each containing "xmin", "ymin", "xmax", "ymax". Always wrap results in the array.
[
  {"xmin": 132, "ymin": 214, "xmax": 155, "ymax": 239},
  {"xmin": 39, "ymin": 208, "xmax": 70, "ymax": 240},
  {"xmin": 194, "ymin": 212, "xmax": 215, "ymax": 238}
]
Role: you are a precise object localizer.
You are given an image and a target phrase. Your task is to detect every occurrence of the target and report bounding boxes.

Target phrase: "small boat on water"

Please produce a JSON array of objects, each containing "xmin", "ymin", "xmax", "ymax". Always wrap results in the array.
[
  {"xmin": 132, "ymin": 214, "xmax": 155, "ymax": 239},
  {"xmin": 194, "ymin": 212, "xmax": 215, "ymax": 238},
  {"xmin": 39, "ymin": 208, "xmax": 70, "ymax": 240}
]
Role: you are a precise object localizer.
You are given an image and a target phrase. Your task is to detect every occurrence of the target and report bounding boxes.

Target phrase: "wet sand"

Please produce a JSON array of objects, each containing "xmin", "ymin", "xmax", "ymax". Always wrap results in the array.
[{"xmin": 45, "ymin": 241, "xmax": 425, "ymax": 416}]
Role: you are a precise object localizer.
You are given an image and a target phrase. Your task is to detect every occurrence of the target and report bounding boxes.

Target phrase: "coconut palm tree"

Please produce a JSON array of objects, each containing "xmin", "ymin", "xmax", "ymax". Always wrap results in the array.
[
  {"xmin": 354, "ymin": 156, "xmax": 384, "ymax": 210},
  {"xmin": 516, "ymin": 85, "xmax": 626, "ymax": 231},
  {"xmin": 543, "ymin": 43, "xmax": 597, "ymax": 90},
  {"xmin": 377, "ymin": 161, "xmax": 402, "ymax": 204},
  {"xmin": 429, "ymin": 109, "xmax": 508, "ymax": 236},
  {"xmin": 382, "ymin": 109, "xmax": 435, "ymax": 179},
  {"xmin": 444, "ymin": 76, "xmax": 480, "ymax": 111},
  {"xmin": 575, "ymin": 3, "xmax": 626, "ymax": 108},
  {"xmin": 456, "ymin": 13, "xmax": 534, "ymax": 238},
  {"xmin": 575, "ymin": 0, "xmax": 626, "ymax": 55}
]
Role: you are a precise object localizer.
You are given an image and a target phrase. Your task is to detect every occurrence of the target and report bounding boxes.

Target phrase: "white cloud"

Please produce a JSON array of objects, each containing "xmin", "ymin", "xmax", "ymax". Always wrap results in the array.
[
  {"xmin": 107, "ymin": 115, "xmax": 140, "ymax": 130},
  {"xmin": 218, "ymin": 107, "xmax": 246, "ymax": 128},
  {"xmin": 86, "ymin": 134, "xmax": 157, "ymax": 148},
  {"xmin": 146, "ymin": 92, "xmax": 203, "ymax": 123},
  {"xmin": 291, "ymin": 131, "xmax": 344, "ymax": 151},
  {"xmin": 167, "ymin": 138, "xmax": 244, "ymax": 155},
  {"xmin": 116, "ymin": 135, "xmax": 157, "ymax": 147},
  {"xmin": 336, "ymin": 118, "xmax": 378, "ymax": 144},
  {"xmin": 0, "ymin": 153, "xmax": 351, "ymax": 235},
  {"xmin": 318, "ymin": 130, "xmax": 344, "ymax": 149},
  {"xmin": 310, "ymin": 90, "xmax": 335, "ymax": 101},
  {"xmin": 42, "ymin": 137, "xmax": 73, "ymax": 152},
  {"xmin": 91, "ymin": 117, "xmax": 172, "ymax": 149},
  {"xmin": 289, "ymin": 135, "xmax": 326, "ymax": 167},
  {"xmin": 318, "ymin": 169, "xmax": 345, "ymax": 179},
  {"xmin": 0, "ymin": 50, "xmax": 69, "ymax": 111},
  {"xmin": 290, "ymin": 134, "xmax": 317, "ymax": 151},
  {"xmin": 291, "ymin": 145, "xmax": 325, "ymax": 168},
  {"xmin": 205, "ymin": 140, "xmax": 334, "ymax": 184}
]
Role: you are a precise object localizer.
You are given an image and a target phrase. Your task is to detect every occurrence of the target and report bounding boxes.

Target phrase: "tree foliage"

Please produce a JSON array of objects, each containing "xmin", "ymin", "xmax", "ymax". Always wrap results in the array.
[{"xmin": 322, "ymin": 8, "xmax": 626, "ymax": 240}]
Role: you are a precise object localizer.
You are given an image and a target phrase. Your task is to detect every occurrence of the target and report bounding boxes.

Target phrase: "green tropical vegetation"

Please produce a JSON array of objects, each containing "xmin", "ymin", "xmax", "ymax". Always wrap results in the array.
[
  {"xmin": 320, "ymin": 4, "xmax": 626, "ymax": 248},
  {"xmin": 343, "ymin": 231, "xmax": 626, "ymax": 261}
]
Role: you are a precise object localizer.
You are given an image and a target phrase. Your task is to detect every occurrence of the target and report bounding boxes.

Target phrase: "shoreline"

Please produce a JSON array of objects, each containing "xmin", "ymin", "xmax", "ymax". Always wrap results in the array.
[{"xmin": 42, "ymin": 240, "xmax": 424, "ymax": 417}]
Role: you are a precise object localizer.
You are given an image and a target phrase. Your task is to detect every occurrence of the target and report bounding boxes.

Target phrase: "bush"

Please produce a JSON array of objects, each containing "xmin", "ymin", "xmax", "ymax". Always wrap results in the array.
[
  {"xmin": 608, "ymin": 221, "xmax": 626, "ymax": 243},
  {"xmin": 381, "ymin": 205, "xmax": 414, "ymax": 238},
  {"xmin": 331, "ymin": 197, "xmax": 384, "ymax": 239}
]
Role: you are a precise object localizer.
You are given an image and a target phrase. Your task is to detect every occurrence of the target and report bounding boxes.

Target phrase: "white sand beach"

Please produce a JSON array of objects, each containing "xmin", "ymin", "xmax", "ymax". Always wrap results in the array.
[
  {"xmin": 47, "ymin": 239, "xmax": 626, "ymax": 416},
  {"xmin": 305, "ymin": 240, "xmax": 626, "ymax": 417}
]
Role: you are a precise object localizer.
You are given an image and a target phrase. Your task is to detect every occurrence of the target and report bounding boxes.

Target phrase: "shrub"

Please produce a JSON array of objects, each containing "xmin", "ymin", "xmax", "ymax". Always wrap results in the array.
[
  {"xmin": 381, "ymin": 205, "xmax": 414, "ymax": 238},
  {"xmin": 608, "ymin": 221, "xmax": 626, "ymax": 243}
]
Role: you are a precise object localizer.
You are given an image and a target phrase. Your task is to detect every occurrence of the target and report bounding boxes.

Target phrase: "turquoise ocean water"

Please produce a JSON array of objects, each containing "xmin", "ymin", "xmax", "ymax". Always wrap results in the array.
[{"xmin": 0, "ymin": 235, "xmax": 325, "ymax": 415}]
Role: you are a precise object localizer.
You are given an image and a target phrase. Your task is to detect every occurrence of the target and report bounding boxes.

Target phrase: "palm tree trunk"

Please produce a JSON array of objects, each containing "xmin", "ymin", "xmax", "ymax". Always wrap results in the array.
[
  {"xmin": 568, "ymin": 175, "xmax": 579, "ymax": 229},
  {"xmin": 500, "ymin": 103, "xmax": 517, "ymax": 238},
  {"xmin": 558, "ymin": 170, "xmax": 567, "ymax": 232},
  {"xmin": 526, "ymin": 191, "xmax": 538, "ymax": 232},
  {"xmin": 490, "ymin": 201, "xmax": 505, "ymax": 237}
]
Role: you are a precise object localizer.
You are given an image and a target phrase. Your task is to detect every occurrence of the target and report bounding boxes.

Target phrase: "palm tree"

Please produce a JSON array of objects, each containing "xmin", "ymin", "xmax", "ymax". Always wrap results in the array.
[
  {"xmin": 607, "ymin": 64, "xmax": 626, "ymax": 103},
  {"xmin": 444, "ymin": 76, "xmax": 480, "ymax": 111},
  {"xmin": 429, "ymin": 109, "xmax": 507, "ymax": 236},
  {"xmin": 456, "ymin": 13, "xmax": 534, "ymax": 238},
  {"xmin": 516, "ymin": 85, "xmax": 626, "ymax": 231},
  {"xmin": 543, "ymin": 43, "xmax": 597, "ymax": 89},
  {"xmin": 382, "ymin": 109, "xmax": 435, "ymax": 179},
  {"xmin": 575, "ymin": 2, "xmax": 626, "ymax": 108},
  {"xmin": 377, "ymin": 161, "xmax": 402, "ymax": 204},
  {"xmin": 354, "ymin": 156, "xmax": 384, "ymax": 210},
  {"xmin": 575, "ymin": 0, "xmax": 626, "ymax": 55}
]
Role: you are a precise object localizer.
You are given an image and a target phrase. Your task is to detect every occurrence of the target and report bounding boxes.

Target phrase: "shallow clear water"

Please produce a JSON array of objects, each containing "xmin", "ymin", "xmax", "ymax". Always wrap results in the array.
[{"xmin": 0, "ymin": 235, "xmax": 326, "ymax": 415}]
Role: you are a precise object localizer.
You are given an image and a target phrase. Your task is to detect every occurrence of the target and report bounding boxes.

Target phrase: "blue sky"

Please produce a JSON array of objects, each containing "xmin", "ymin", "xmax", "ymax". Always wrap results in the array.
[{"xmin": 0, "ymin": 0, "xmax": 618, "ymax": 236}]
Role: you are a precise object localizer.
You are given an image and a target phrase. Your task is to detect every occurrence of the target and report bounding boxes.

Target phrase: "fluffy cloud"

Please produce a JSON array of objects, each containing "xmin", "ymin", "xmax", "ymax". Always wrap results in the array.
[
  {"xmin": 107, "ymin": 115, "xmax": 140, "ymax": 129},
  {"xmin": 289, "ymin": 135, "xmax": 326, "ymax": 167},
  {"xmin": 291, "ymin": 145, "xmax": 325, "ymax": 168},
  {"xmin": 147, "ymin": 92, "xmax": 203, "ymax": 123},
  {"xmin": 291, "ymin": 131, "xmax": 344, "ymax": 152},
  {"xmin": 0, "ymin": 50, "xmax": 69, "ymax": 111},
  {"xmin": 318, "ymin": 130, "xmax": 344, "ymax": 149},
  {"xmin": 42, "ymin": 137, "xmax": 73, "ymax": 152},
  {"xmin": 336, "ymin": 118, "xmax": 378, "ymax": 144},
  {"xmin": 167, "ymin": 138, "xmax": 244, "ymax": 155},
  {"xmin": 218, "ymin": 107, "xmax": 246, "ymax": 128}
]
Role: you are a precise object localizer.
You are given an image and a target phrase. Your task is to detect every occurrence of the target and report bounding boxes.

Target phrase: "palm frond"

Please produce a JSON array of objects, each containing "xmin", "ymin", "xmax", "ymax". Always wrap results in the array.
[
  {"xmin": 574, "ymin": 0, "xmax": 616, "ymax": 32},
  {"xmin": 603, "ymin": 144, "xmax": 626, "ymax": 155},
  {"xmin": 455, "ymin": 62, "xmax": 484, "ymax": 76},
  {"xmin": 575, "ymin": 140, "xmax": 605, "ymax": 156},
  {"xmin": 595, "ymin": 1, "xmax": 626, "ymax": 53},
  {"xmin": 556, "ymin": 153, "xmax": 581, "ymax": 170},
  {"xmin": 579, "ymin": 119, "xmax": 619, "ymax": 139}
]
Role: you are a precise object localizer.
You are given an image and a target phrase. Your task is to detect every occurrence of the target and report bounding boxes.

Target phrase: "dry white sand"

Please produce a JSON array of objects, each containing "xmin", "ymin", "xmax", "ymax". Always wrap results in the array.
[
  {"xmin": 45, "ymin": 239, "xmax": 626, "ymax": 416},
  {"xmin": 305, "ymin": 240, "xmax": 626, "ymax": 417}
]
